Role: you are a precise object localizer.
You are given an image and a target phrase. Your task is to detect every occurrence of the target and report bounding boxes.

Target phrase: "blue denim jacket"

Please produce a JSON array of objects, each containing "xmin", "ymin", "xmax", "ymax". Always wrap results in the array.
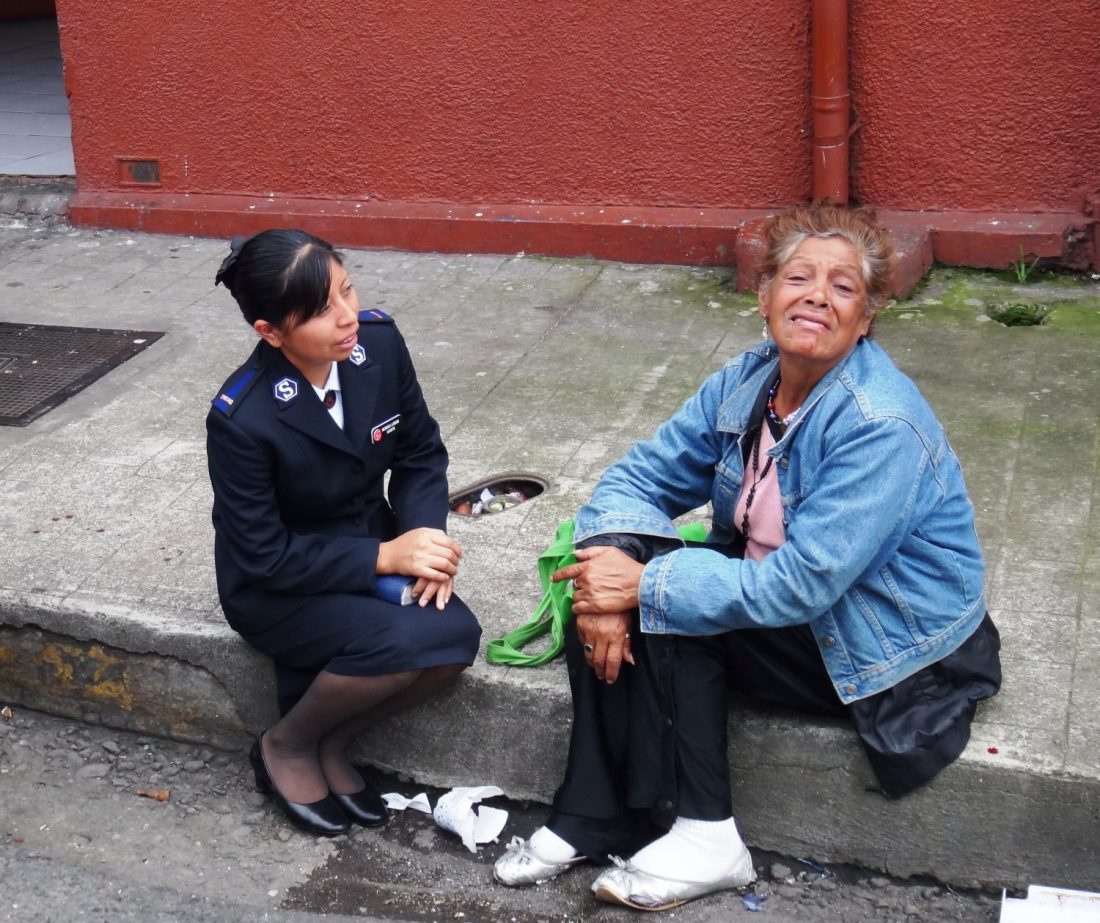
[{"xmin": 574, "ymin": 338, "xmax": 987, "ymax": 704}]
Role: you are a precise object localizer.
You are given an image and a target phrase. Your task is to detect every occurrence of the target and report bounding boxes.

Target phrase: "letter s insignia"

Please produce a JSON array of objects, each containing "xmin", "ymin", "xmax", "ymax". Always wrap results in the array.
[
  {"xmin": 273, "ymin": 377, "xmax": 299, "ymax": 403},
  {"xmin": 349, "ymin": 344, "xmax": 367, "ymax": 366}
]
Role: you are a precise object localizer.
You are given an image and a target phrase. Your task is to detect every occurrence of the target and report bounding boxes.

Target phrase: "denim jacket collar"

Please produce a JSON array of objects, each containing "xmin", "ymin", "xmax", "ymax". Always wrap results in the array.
[{"xmin": 716, "ymin": 340, "xmax": 859, "ymax": 447}]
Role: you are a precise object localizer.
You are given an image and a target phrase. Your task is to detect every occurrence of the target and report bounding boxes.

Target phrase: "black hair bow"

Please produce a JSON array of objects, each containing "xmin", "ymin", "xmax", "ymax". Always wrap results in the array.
[{"xmin": 214, "ymin": 235, "xmax": 250, "ymax": 287}]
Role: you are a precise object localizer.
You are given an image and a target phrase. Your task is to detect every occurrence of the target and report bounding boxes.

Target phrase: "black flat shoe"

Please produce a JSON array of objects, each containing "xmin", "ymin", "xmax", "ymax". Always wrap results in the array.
[
  {"xmin": 249, "ymin": 737, "xmax": 350, "ymax": 837},
  {"xmin": 331, "ymin": 786, "xmax": 389, "ymax": 827}
]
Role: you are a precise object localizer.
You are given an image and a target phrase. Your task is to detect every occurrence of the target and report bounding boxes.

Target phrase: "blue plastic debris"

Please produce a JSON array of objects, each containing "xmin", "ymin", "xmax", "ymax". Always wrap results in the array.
[
  {"xmin": 799, "ymin": 856, "xmax": 834, "ymax": 881},
  {"xmin": 743, "ymin": 893, "xmax": 767, "ymax": 912}
]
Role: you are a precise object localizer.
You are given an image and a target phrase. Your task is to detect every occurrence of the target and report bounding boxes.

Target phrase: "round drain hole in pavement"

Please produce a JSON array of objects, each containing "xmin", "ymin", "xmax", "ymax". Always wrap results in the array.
[
  {"xmin": 987, "ymin": 301, "xmax": 1051, "ymax": 327},
  {"xmin": 449, "ymin": 473, "xmax": 549, "ymax": 516}
]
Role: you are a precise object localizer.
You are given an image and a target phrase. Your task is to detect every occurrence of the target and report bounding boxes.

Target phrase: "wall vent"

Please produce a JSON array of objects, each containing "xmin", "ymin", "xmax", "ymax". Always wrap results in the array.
[{"xmin": 116, "ymin": 158, "xmax": 161, "ymax": 187}]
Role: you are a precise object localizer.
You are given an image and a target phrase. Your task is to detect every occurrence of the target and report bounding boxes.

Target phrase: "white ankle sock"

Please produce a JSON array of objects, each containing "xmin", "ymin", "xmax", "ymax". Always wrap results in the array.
[
  {"xmin": 530, "ymin": 825, "xmax": 579, "ymax": 863},
  {"xmin": 628, "ymin": 817, "xmax": 746, "ymax": 882}
]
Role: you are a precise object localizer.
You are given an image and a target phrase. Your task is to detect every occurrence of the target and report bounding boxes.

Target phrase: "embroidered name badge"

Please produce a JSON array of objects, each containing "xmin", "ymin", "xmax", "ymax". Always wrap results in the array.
[
  {"xmin": 273, "ymin": 377, "xmax": 299, "ymax": 403},
  {"xmin": 349, "ymin": 344, "xmax": 367, "ymax": 366},
  {"xmin": 371, "ymin": 413, "xmax": 400, "ymax": 444}
]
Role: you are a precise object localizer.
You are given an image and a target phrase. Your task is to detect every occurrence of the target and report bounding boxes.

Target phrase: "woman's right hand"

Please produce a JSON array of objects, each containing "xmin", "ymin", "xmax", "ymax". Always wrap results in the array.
[
  {"xmin": 377, "ymin": 528, "xmax": 463, "ymax": 582},
  {"xmin": 410, "ymin": 575, "xmax": 453, "ymax": 611}
]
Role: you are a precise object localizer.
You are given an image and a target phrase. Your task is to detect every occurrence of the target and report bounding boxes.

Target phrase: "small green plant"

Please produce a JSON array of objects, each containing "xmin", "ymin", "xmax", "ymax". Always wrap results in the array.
[{"xmin": 1009, "ymin": 246, "xmax": 1041, "ymax": 284}]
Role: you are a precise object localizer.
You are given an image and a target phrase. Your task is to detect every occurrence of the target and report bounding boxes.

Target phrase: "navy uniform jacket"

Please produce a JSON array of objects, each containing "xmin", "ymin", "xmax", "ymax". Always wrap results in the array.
[{"xmin": 206, "ymin": 310, "xmax": 449, "ymax": 635}]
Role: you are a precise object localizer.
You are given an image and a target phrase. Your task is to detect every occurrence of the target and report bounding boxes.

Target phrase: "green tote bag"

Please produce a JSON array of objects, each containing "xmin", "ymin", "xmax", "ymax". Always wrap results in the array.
[{"xmin": 485, "ymin": 519, "xmax": 708, "ymax": 666}]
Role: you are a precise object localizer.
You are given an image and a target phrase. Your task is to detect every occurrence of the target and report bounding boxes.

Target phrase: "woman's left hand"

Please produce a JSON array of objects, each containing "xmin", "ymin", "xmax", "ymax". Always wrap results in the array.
[
  {"xmin": 552, "ymin": 546, "xmax": 645, "ymax": 615},
  {"xmin": 411, "ymin": 575, "xmax": 453, "ymax": 611},
  {"xmin": 576, "ymin": 611, "xmax": 634, "ymax": 683}
]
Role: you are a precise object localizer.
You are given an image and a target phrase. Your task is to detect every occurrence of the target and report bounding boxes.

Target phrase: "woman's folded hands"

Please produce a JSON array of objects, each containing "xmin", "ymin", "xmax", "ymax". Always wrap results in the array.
[
  {"xmin": 378, "ymin": 527, "xmax": 463, "ymax": 610},
  {"xmin": 554, "ymin": 546, "xmax": 646, "ymax": 683}
]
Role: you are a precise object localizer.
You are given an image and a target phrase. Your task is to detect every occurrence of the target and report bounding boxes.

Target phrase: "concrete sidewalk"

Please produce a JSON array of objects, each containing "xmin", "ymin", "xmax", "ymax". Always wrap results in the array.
[{"xmin": 1, "ymin": 219, "xmax": 1098, "ymax": 892}]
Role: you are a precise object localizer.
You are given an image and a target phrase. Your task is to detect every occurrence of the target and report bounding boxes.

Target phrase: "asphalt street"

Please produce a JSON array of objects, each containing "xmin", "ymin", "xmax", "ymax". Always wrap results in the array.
[{"xmin": 1, "ymin": 704, "xmax": 1002, "ymax": 922}]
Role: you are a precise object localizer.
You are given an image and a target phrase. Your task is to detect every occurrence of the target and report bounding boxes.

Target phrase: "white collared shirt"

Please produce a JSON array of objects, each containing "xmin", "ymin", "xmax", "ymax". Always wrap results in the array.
[{"xmin": 311, "ymin": 362, "xmax": 344, "ymax": 430}]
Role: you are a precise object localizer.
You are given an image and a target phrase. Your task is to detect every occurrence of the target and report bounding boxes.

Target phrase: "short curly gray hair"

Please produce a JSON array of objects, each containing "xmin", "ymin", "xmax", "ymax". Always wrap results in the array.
[{"xmin": 757, "ymin": 204, "xmax": 895, "ymax": 314}]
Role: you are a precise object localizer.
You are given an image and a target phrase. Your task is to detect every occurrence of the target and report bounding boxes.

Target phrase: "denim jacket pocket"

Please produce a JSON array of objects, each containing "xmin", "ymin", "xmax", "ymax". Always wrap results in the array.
[{"xmin": 713, "ymin": 459, "xmax": 741, "ymax": 534}]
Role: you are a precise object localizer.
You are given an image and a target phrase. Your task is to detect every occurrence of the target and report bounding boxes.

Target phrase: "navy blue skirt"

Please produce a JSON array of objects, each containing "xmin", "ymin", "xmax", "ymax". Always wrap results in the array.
[{"xmin": 239, "ymin": 591, "xmax": 481, "ymax": 714}]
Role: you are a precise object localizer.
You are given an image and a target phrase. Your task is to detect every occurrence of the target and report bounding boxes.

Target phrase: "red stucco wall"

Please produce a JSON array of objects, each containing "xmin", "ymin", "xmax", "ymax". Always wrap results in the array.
[
  {"xmin": 55, "ymin": 0, "xmax": 1098, "ymax": 268},
  {"xmin": 56, "ymin": 0, "xmax": 810, "ymax": 208},
  {"xmin": 850, "ymin": 0, "xmax": 1100, "ymax": 213}
]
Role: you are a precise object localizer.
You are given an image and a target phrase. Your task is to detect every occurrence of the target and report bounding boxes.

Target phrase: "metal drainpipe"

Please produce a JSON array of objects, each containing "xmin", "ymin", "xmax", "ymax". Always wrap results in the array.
[{"xmin": 811, "ymin": 0, "xmax": 850, "ymax": 204}]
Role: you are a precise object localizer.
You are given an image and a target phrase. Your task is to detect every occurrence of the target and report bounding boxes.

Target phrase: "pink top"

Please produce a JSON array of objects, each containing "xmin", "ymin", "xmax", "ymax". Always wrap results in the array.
[{"xmin": 734, "ymin": 424, "xmax": 786, "ymax": 562}]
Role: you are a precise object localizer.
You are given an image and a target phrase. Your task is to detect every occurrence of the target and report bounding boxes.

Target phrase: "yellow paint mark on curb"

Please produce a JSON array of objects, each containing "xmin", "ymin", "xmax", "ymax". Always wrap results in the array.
[
  {"xmin": 39, "ymin": 644, "xmax": 75, "ymax": 683},
  {"xmin": 85, "ymin": 646, "xmax": 135, "ymax": 709},
  {"xmin": 87, "ymin": 678, "xmax": 135, "ymax": 710},
  {"xmin": 89, "ymin": 645, "xmax": 124, "ymax": 679},
  {"xmin": 33, "ymin": 642, "xmax": 134, "ymax": 709}
]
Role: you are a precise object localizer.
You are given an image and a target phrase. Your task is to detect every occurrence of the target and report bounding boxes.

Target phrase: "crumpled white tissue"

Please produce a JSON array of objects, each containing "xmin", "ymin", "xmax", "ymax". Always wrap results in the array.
[
  {"xmin": 431, "ymin": 785, "xmax": 508, "ymax": 853},
  {"xmin": 381, "ymin": 791, "xmax": 432, "ymax": 814}
]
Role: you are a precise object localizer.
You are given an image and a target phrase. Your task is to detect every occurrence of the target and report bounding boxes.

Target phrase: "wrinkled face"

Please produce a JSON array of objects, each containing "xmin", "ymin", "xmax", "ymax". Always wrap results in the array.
[
  {"xmin": 759, "ymin": 236, "xmax": 872, "ymax": 371},
  {"xmin": 255, "ymin": 259, "xmax": 360, "ymax": 384}
]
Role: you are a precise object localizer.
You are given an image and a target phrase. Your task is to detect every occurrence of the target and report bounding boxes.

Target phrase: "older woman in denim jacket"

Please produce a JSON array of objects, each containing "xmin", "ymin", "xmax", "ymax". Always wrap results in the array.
[{"xmin": 492, "ymin": 204, "xmax": 1001, "ymax": 911}]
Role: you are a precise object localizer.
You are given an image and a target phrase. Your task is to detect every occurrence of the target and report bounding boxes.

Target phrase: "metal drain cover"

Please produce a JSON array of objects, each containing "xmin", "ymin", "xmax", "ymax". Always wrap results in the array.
[{"xmin": 0, "ymin": 322, "xmax": 164, "ymax": 426}]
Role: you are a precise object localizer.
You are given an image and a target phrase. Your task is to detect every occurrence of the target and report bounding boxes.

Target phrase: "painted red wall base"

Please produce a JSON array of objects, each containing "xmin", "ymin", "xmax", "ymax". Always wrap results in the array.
[
  {"xmin": 886, "ymin": 211, "xmax": 1094, "ymax": 274},
  {"xmin": 67, "ymin": 191, "xmax": 1096, "ymax": 294},
  {"xmin": 65, "ymin": 192, "xmax": 769, "ymax": 267},
  {"xmin": 733, "ymin": 210, "xmax": 1093, "ymax": 294}
]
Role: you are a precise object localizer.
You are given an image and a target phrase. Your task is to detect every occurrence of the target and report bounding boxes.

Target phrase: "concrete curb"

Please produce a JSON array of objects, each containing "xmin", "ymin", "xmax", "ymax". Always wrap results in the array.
[{"xmin": 0, "ymin": 177, "xmax": 74, "ymax": 224}]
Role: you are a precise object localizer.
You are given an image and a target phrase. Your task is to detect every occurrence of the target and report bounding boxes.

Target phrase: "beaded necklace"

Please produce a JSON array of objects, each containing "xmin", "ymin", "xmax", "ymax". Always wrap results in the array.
[
  {"xmin": 740, "ymin": 428, "xmax": 773, "ymax": 543},
  {"xmin": 766, "ymin": 377, "xmax": 801, "ymax": 428}
]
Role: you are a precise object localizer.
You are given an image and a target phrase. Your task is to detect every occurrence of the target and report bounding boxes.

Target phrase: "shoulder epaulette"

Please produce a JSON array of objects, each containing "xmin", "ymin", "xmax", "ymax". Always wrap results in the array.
[
  {"xmin": 212, "ymin": 367, "xmax": 259, "ymax": 416},
  {"xmin": 358, "ymin": 308, "xmax": 394, "ymax": 323}
]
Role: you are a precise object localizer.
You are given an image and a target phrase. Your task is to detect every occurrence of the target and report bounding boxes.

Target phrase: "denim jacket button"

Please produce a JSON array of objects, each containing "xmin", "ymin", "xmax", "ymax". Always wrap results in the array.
[
  {"xmin": 779, "ymin": 457, "xmax": 789, "ymax": 469},
  {"xmin": 824, "ymin": 636, "xmax": 836, "ymax": 646},
  {"xmin": 845, "ymin": 684, "xmax": 857, "ymax": 694}
]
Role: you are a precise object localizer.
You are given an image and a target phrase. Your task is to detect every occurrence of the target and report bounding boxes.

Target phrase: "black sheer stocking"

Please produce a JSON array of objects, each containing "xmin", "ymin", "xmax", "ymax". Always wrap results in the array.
[
  {"xmin": 318, "ymin": 663, "xmax": 467, "ymax": 794},
  {"xmin": 261, "ymin": 669, "xmax": 418, "ymax": 803}
]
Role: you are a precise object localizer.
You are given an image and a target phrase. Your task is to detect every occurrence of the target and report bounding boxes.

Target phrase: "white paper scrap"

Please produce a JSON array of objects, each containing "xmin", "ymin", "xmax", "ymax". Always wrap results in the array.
[
  {"xmin": 432, "ymin": 785, "xmax": 508, "ymax": 853},
  {"xmin": 381, "ymin": 791, "xmax": 432, "ymax": 814},
  {"xmin": 1000, "ymin": 884, "xmax": 1100, "ymax": 922}
]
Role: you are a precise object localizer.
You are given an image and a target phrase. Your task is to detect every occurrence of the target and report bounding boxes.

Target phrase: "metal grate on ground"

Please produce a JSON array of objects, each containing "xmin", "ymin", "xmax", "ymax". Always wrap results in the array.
[{"xmin": 0, "ymin": 322, "xmax": 163, "ymax": 426}]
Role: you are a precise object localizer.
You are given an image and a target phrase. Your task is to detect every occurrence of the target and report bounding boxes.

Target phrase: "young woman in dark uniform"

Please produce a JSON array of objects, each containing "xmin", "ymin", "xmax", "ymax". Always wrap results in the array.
[{"xmin": 206, "ymin": 229, "xmax": 481, "ymax": 837}]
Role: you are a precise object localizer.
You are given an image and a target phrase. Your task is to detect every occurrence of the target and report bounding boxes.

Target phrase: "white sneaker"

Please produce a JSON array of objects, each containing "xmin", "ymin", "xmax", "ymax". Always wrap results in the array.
[
  {"xmin": 591, "ymin": 845, "xmax": 756, "ymax": 910},
  {"xmin": 493, "ymin": 835, "xmax": 586, "ymax": 887}
]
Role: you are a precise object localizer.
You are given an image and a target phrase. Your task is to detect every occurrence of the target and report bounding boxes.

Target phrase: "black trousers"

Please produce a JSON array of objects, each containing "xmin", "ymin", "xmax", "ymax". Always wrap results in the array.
[{"xmin": 548, "ymin": 614, "xmax": 846, "ymax": 860}]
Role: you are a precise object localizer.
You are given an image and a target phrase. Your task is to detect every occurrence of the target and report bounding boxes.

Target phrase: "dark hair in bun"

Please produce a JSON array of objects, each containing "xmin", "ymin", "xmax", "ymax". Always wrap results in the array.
[{"xmin": 215, "ymin": 229, "xmax": 343, "ymax": 329}]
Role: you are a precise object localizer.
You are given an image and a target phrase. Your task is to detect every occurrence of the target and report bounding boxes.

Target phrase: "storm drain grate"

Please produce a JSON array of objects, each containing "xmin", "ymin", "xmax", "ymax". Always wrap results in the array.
[{"xmin": 0, "ymin": 322, "xmax": 164, "ymax": 426}]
